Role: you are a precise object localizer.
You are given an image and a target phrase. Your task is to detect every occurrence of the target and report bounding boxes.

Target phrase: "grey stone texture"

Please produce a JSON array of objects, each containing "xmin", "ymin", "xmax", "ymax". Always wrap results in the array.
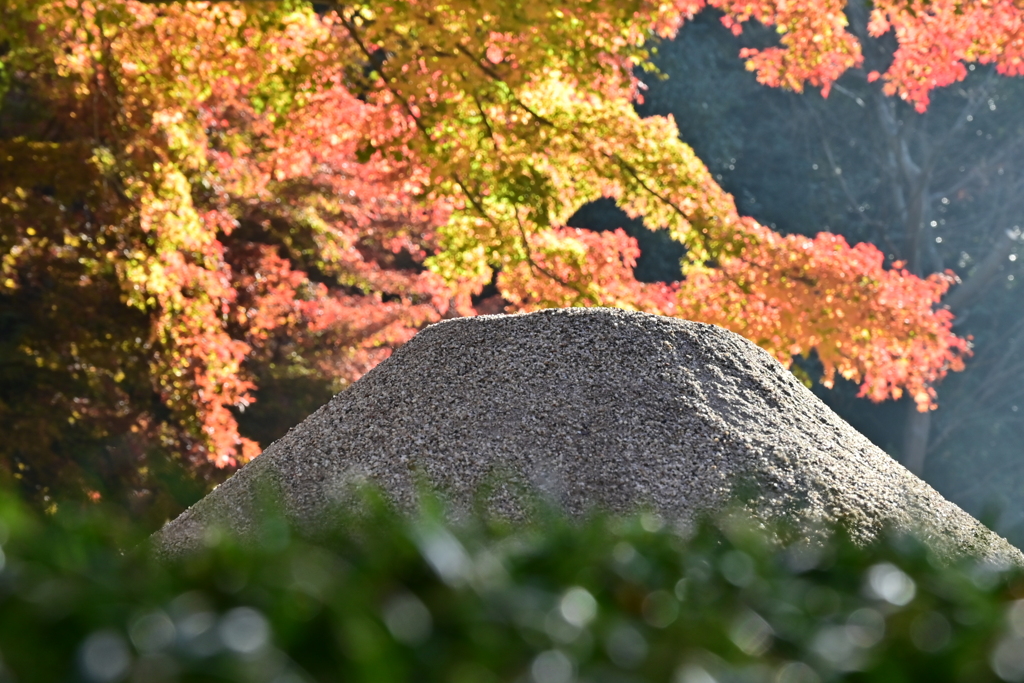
[{"xmin": 152, "ymin": 308, "xmax": 1022, "ymax": 565}]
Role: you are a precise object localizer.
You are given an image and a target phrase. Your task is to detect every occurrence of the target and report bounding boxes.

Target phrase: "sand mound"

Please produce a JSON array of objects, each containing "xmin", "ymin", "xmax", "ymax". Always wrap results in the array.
[{"xmin": 153, "ymin": 308, "xmax": 1021, "ymax": 565}]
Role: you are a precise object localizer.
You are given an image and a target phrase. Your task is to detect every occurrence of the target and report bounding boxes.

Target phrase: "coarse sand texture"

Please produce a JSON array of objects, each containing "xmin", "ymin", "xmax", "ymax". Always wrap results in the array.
[{"xmin": 153, "ymin": 308, "xmax": 1022, "ymax": 565}]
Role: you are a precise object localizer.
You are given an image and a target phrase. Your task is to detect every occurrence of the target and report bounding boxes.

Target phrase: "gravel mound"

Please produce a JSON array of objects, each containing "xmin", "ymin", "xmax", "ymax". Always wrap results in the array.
[{"xmin": 153, "ymin": 308, "xmax": 1022, "ymax": 565}]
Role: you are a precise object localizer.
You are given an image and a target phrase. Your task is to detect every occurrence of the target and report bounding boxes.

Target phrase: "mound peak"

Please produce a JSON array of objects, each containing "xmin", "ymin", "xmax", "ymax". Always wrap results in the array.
[{"xmin": 153, "ymin": 308, "xmax": 1021, "ymax": 565}]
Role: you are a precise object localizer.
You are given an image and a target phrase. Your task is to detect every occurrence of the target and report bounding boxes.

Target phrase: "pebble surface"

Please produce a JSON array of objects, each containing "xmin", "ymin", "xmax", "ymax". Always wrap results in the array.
[{"xmin": 153, "ymin": 308, "xmax": 1022, "ymax": 565}]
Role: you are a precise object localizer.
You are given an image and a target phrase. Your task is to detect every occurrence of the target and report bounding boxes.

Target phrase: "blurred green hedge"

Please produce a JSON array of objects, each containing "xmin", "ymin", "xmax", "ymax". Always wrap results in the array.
[{"xmin": 1, "ymin": 489, "xmax": 1024, "ymax": 683}]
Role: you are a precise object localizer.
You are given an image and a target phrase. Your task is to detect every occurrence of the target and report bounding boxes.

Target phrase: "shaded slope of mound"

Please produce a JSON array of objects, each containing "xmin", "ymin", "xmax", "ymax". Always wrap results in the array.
[{"xmin": 153, "ymin": 308, "xmax": 1022, "ymax": 565}]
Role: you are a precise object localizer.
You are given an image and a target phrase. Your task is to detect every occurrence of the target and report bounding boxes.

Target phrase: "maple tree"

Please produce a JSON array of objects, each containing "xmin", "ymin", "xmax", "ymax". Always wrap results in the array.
[{"xmin": 1, "ymin": 0, "xmax": 1020, "ymax": 513}]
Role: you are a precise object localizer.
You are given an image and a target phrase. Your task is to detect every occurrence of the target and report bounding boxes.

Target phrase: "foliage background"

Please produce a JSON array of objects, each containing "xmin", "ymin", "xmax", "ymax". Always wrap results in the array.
[{"xmin": 3, "ymin": 491, "xmax": 1024, "ymax": 683}]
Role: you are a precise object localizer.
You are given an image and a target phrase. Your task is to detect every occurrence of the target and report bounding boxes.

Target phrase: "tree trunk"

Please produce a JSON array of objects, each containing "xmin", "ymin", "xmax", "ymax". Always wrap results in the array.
[{"xmin": 902, "ymin": 402, "xmax": 931, "ymax": 475}]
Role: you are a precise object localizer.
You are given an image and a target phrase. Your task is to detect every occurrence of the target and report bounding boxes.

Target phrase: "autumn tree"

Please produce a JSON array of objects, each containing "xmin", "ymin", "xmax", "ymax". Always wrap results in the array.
[
  {"xmin": 1, "ymin": 2, "xmax": 453, "ymax": 517},
  {"xmin": 635, "ymin": 11, "xmax": 1024, "ymax": 537},
  {"xmin": 2, "ymin": 0, "xmax": 1020, "ymax": 520}
]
